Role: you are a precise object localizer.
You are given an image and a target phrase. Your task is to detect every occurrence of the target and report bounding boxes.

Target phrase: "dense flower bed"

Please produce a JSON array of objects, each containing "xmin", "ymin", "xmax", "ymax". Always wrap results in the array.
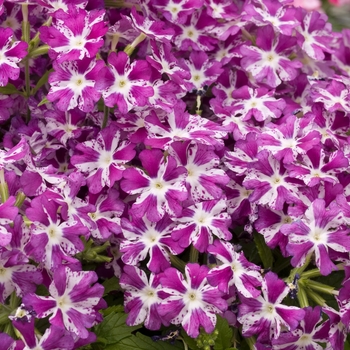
[{"xmin": 0, "ymin": 0, "xmax": 350, "ymax": 349}]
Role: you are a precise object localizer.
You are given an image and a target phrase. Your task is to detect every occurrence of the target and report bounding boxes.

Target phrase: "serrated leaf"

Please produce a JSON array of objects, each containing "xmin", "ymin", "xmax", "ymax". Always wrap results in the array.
[
  {"xmin": 102, "ymin": 276, "xmax": 121, "ymax": 296},
  {"xmin": 253, "ymin": 232, "xmax": 273, "ymax": 269},
  {"xmin": 214, "ymin": 315, "xmax": 233, "ymax": 350},
  {"xmin": 94, "ymin": 312, "xmax": 142, "ymax": 345},
  {"xmin": 106, "ymin": 332, "xmax": 183, "ymax": 350}
]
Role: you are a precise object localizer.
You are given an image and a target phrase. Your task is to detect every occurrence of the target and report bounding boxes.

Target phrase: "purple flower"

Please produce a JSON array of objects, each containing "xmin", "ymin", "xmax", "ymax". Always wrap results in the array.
[
  {"xmin": 171, "ymin": 199, "xmax": 232, "ymax": 252},
  {"xmin": 281, "ymin": 199, "xmax": 350, "ymax": 276},
  {"xmin": 23, "ymin": 266, "xmax": 104, "ymax": 339},
  {"xmin": 120, "ymin": 265, "xmax": 167, "ymax": 330},
  {"xmin": 95, "ymin": 51, "xmax": 154, "ymax": 114},
  {"xmin": 0, "ymin": 248, "xmax": 42, "ymax": 303},
  {"xmin": 71, "ymin": 124, "xmax": 136, "ymax": 194},
  {"xmin": 238, "ymin": 271, "xmax": 305, "ymax": 342},
  {"xmin": 130, "ymin": 7, "xmax": 174, "ymax": 42},
  {"xmin": 207, "ymin": 239, "xmax": 262, "ymax": 297},
  {"xmin": 272, "ymin": 306, "xmax": 330, "ymax": 350},
  {"xmin": 47, "ymin": 58, "xmax": 104, "ymax": 112},
  {"xmin": 295, "ymin": 9, "xmax": 333, "ymax": 60},
  {"xmin": 121, "ymin": 149, "xmax": 188, "ymax": 222},
  {"xmin": 144, "ymin": 102, "xmax": 226, "ymax": 150},
  {"xmin": 25, "ymin": 195, "xmax": 88, "ymax": 270},
  {"xmin": 40, "ymin": 6, "xmax": 107, "ymax": 62},
  {"xmin": 158, "ymin": 263, "xmax": 228, "ymax": 338},
  {"xmin": 0, "ymin": 27, "xmax": 27, "ymax": 86},
  {"xmin": 230, "ymin": 86, "xmax": 286, "ymax": 122},
  {"xmin": 120, "ymin": 214, "xmax": 183, "ymax": 273},
  {"xmin": 240, "ymin": 25, "xmax": 302, "ymax": 88},
  {"xmin": 13, "ymin": 315, "xmax": 75, "ymax": 350},
  {"xmin": 244, "ymin": 0, "xmax": 298, "ymax": 35},
  {"xmin": 169, "ymin": 141, "xmax": 230, "ymax": 202}
]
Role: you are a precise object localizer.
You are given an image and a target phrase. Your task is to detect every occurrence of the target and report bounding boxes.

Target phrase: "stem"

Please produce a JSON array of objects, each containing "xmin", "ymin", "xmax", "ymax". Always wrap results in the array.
[
  {"xmin": 124, "ymin": 33, "xmax": 147, "ymax": 56},
  {"xmin": 305, "ymin": 279, "xmax": 339, "ymax": 295},
  {"xmin": 109, "ymin": 33, "xmax": 120, "ymax": 52},
  {"xmin": 14, "ymin": 192, "xmax": 26, "ymax": 208},
  {"xmin": 306, "ymin": 289, "xmax": 326, "ymax": 306},
  {"xmin": 22, "ymin": 4, "xmax": 31, "ymax": 123},
  {"xmin": 102, "ymin": 105, "xmax": 109, "ymax": 129},
  {"xmin": 189, "ymin": 245, "xmax": 199, "ymax": 263},
  {"xmin": 286, "ymin": 254, "xmax": 312, "ymax": 284},
  {"xmin": 28, "ymin": 45, "xmax": 49, "ymax": 58},
  {"xmin": 178, "ymin": 336, "xmax": 188, "ymax": 350},
  {"xmin": 297, "ymin": 285, "xmax": 309, "ymax": 308},
  {"xmin": 196, "ymin": 95, "xmax": 202, "ymax": 115},
  {"xmin": 301, "ymin": 264, "xmax": 344, "ymax": 279},
  {"xmin": 245, "ymin": 336, "xmax": 256, "ymax": 350},
  {"xmin": 104, "ymin": 0, "xmax": 141, "ymax": 10},
  {"xmin": 0, "ymin": 169, "xmax": 9, "ymax": 203},
  {"xmin": 169, "ymin": 254, "xmax": 186, "ymax": 272}
]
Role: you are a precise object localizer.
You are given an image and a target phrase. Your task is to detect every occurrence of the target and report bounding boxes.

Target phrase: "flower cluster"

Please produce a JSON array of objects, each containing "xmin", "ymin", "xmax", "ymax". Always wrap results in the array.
[{"xmin": 0, "ymin": 0, "xmax": 350, "ymax": 349}]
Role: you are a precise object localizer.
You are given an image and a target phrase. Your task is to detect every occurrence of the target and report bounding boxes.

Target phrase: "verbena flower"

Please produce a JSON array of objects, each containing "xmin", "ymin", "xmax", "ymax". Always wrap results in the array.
[
  {"xmin": 23, "ymin": 266, "xmax": 104, "ymax": 339},
  {"xmin": 158, "ymin": 263, "xmax": 228, "ymax": 338}
]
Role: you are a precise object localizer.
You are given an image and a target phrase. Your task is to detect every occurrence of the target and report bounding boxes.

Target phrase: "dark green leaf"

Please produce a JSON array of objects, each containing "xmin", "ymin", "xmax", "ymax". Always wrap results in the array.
[
  {"xmin": 180, "ymin": 330, "xmax": 201, "ymax": 350},
  {"xmin": 32, "ymin": 69, "xmax": 52, "ymax": 95},
  {"xmin": 253, "ymin": 232, "xmax": 273, "ymax": 269},
  {"xmin": 0, "ymin": 83, "xmax": 21, "ymax": 95},
  {"xmin": 94, "ymin": 312, "xmax": 142, "ymax": 345},
  {"xmin": 105, "ymin": 332, "xmax": 183, "ymax": 350},
  {"xmin": 102, "ymin": 276, "xmax": 121, "ymax": 296},
  {"xmin": 214, "ymin": 315, "xmax": 233, "ymax": 350}
]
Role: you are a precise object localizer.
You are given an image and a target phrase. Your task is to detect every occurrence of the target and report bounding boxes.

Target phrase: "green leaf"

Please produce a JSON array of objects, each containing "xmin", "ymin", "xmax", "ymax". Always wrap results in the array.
[
  {"xmin": 102, "ymin": 276, "xmax": 121, "ymax": 296},
  {"xmin": 253, "ymin": 232, "xmax": 273, "ymax": 269},
  {"xmin": 38, "ymin": 97, "xmax": 49, "ymax": 106},
  {"xmin": 32, "ymin": 69, "xmax": 52, "ymax": 95},
  {"xmin": 214, "ymin": 315, "xmax": 233, "ymax": 350},
  {"xmin": 106, "ymin": 332, "xmax": 183, "ymax": 350},
  {"xmin": 94, "ymin": 312, "xmax": 142, "ymax": 345},
  {"xmin": 0, "ymin": 83, "xmax": 21, "ymax": 95},
  {"xmin": 180, "ymin": 330, "xmax": 201, "ymax": 350}
]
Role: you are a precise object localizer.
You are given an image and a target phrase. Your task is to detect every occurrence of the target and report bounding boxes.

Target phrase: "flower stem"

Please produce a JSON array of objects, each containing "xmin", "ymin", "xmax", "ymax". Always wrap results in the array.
[
  {"xmin": 245, "ymin": 336, "xmax": 256, "ymax": 350},
  {"xmin": 189, "ymin": 245, "xmax": 199, "ymax": 263},
  {"xmin": 124, "ymin": 33, "xmax": 147, "ymax": 56},
  {"xmin": 286, "ymin": 254, "xmax": 312, "ymax": 284},
  {"xmin": 304, "ymin": 279, "xmax": 339, "ymax": 295},
  {"xmin": 297, "ymin": 285, "xmax": 309, "ymax": 308},
  {"xmin": 22, "ymin": 4, "xmax": 31, "ymax": 123},
  {"xmin": 102, "ymin": 105, "xmax": 109, "ymax": 129},
  {"xmin": 0, "ymin": 169, "xmax": 9, "ymax": 203},
  {"xmin": 178, "ymin": 336, "xmax": 188, "ymax": 350},
  {"xmin": 306, "ymin": 289, "xmax": 326, "ymax": 306},
  {"xmin": 169, "ymin": 254, "xmax": 186, "ymax": 272},
  {"xmin": 301, "ymin": 264, "xmax": 344, "ymax": 279}
]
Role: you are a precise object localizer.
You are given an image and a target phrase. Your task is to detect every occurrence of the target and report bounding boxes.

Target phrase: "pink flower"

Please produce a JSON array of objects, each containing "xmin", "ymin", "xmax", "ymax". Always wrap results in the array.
[
  {"xmin": 71, "ymin": 124, "xmax": 136, "ymax": 194},
  {"xmin": 158, "ymin": 263, "xmax": 228, "ymax": 338},
  {"xmin": 120, "ymin": 214, "xmax": 183, "ymax": 273},
  {"xmin": 293, "ymin": 0, "xmax": 321, "ymax": 11},
  {"xmin": 39, "ymin": 6, "xmax": 107, "ymax": 62},
  {"xmin": 238, "ymin": 272, "xmax": 305, "ymax": 342},
  {"xmin": 281, "ymin": 199, "xmax": 350, "ymax": 275},
  {"xmin": 240, "ymin": 25, "xmax": 302, "ymax": 88},
  {"xmin": 47, "ymin": 58, "xmax": 104, "ymax": 112},
  {"xmin": 120, "ymin": 149, "xmax": 188, "ymax": 222},
  {"xmin": 0, "ymin": 27, "xmax": 27, "ymax": 86},
  {"xmin": 120, "ymin": 266, "xmax": 168, "ymax": 330},
  {"xmin": 95, "ymin": 51, "xmax": 154, "ymax": 114},
  {"xmin": 23, "ymin": 266, "xmax": 104, "ymax": 339},
  {"xmin": 171, "ymin": 199, "xmax": 232, "ymax": 252}
]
